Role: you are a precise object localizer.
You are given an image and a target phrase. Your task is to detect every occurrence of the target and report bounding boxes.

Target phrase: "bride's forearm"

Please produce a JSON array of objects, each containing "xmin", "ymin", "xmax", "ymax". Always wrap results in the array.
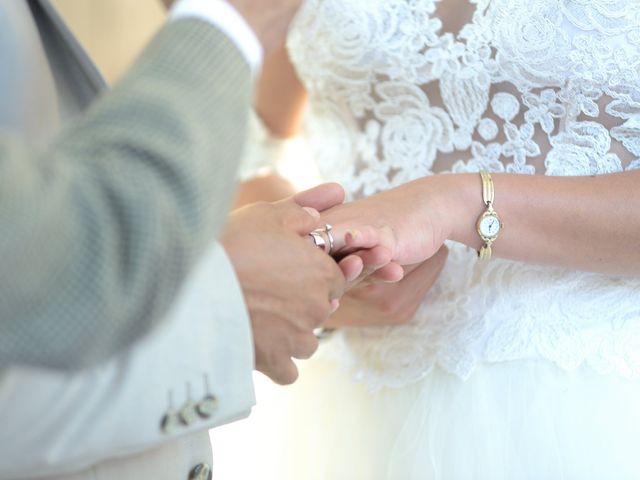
[
  {"xmin": 256, "ymin": 45, "xmax": 308, "ymax": 138},
  {"xmin": 232, "ymin": 45, "xmax": 307, "ymax": 210},
  {"xmin": 432, "ymin": 171, "xmax": 640, "ymax": 276}
]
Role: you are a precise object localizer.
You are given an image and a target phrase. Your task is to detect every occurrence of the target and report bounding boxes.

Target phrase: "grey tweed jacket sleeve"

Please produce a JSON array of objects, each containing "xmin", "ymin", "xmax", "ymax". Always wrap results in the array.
[{"xmin": 0, "ymin": 19, "xmax": 252, "ymax": 370}]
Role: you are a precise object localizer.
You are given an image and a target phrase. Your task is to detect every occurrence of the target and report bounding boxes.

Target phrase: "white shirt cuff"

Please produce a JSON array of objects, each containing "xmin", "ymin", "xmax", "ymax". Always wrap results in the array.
[{"xmin": 170, "ymin": 0, "xmax": 263, "ymax": 73}]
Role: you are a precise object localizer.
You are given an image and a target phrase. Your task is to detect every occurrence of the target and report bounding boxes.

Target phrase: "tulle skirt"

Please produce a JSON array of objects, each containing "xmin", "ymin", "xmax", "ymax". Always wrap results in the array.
[{"xmin": 210, "ymin": 357, "xmax": 640, "ymax": 479}]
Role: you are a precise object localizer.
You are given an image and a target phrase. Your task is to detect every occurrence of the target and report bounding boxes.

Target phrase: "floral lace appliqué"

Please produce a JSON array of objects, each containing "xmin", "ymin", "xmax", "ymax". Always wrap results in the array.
[{"xmin": 284, "ymin": 0, "xmax": 640, "ymax": 389}]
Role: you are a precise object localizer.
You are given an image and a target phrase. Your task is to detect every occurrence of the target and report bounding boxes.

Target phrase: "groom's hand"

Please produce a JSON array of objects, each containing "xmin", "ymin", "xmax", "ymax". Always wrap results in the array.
[
  {"xmin": 221, "ymin": 197, "xmax": 345, "ymax": 385},
  {"xmin": 292, "ymin": 184, "xmax": 405, "ymax": 288}
]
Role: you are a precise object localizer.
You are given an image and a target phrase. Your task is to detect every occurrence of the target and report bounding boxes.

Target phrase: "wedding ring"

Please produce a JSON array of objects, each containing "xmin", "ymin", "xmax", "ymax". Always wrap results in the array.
[
  {"xmin": 325, "ymin": 224, "xmax": 335, "ymax": 255},
  {"xmin": 309, "ymin": 231, "xmax": 327, "ymax": 252},
  {"xmin": 308, "ymin": 224, "xmax": 335, "ymax": 255}
]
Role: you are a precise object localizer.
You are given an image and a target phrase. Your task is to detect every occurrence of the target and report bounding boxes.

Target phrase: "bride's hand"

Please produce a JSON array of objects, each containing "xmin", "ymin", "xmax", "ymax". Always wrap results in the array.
[
  {"xmin": 293, "ymin": 184, "xmax": 405, "ymax": 285},
  {"xmin": 326, "ymin": 246, "xmax": 448, "ymax": 328},
  {"xmin": 321, "ymin": 178, "xmax": 453, "ymax": 266}
]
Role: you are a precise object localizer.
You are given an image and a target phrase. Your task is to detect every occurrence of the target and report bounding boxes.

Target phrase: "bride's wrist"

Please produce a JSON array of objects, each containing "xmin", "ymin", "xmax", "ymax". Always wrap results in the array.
[{"xmin": 424, "ymin": 173, "xmax": 485, "ymax": 250}]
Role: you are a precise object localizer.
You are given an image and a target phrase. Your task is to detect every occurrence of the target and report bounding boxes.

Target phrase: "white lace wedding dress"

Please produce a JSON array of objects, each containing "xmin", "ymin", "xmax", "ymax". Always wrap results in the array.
[{"xmin": 212, "ymin": 1, "xmax": 640, "ymax": 478}]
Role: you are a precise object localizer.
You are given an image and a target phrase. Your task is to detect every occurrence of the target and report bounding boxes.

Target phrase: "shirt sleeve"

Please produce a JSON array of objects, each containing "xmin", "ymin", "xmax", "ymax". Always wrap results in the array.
[{"xmin": 170, "ymin": 0, "xmax": 263, "ymax": 73}]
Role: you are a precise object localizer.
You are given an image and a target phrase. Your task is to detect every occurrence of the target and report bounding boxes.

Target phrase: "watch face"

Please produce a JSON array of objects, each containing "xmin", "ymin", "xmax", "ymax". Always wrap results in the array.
[{"xmin": 479, "ymin": 214, "xmax": 501, "ymax": 239}]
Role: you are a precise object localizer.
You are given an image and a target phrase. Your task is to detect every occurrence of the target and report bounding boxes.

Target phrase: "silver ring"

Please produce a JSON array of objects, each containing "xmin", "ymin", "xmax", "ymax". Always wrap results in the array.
[
  {"xmin": 324, "ymin": 224, "xmax": 335, "ymax": 255},
  {"xmin": 308, "ymin": 224, "xmax": 334, "ymax": 255},
  {"xmin": 308, "ymin": 231, "xmax": 327, "ymax": 252}
]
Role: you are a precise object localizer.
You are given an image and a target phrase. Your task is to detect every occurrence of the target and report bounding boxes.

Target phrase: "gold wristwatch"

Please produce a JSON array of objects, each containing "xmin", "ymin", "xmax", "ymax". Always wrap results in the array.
[{"xmin": 476, "ymin": 171, "xmax": 503, "ymax": 260}]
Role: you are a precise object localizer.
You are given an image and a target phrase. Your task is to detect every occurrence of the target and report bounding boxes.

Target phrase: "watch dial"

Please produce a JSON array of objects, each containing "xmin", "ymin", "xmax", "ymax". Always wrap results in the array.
[{"xmin": 480, "ymin": 215, "xmax": 501, "ymax": 238}]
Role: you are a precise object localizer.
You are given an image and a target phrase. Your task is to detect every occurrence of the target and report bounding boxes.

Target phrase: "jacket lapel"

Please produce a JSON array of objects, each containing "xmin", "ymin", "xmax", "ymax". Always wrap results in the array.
[
  {"xmin": 27, "ymin": 0, "xmax": 107, "ymax": 118},
  {"xmin": 0, "ymin": 0, "xmax": 60, "ymax": 144}
]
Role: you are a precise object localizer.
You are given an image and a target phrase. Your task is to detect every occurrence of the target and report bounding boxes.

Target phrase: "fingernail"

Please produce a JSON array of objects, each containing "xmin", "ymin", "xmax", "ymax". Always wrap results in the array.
[
  {"xmin": 303, "ymin": 207, "xmax": 320, "ymax": 219},
  {"xmin": 345, "ymin": 229, "xmax": 359, "ymax": 244},
  {"xmin": 330, "ymin": 299, "xmax": 340, "ymax": 313}
]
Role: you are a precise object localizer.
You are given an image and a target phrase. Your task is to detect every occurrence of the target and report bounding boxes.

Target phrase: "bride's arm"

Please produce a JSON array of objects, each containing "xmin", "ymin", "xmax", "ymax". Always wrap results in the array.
[
  {"xmin": 324, "ymin": 171, "xmax": 640, "ymax": 276},
  {"xmin": 255, "ymin": 45, "xmax": 308, "ymax": 139},
  {"xmin": 447, "ymin": 171, "xmax": 640, "ymax": 275},
  {"xmin": 234, "ymin": 46, "xmax": 307, "ymax": 208}
]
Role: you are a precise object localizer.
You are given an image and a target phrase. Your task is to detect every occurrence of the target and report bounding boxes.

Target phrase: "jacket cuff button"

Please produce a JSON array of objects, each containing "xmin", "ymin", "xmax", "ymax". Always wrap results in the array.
[
  {"xmin": 196, "ymin": 395, "xmax": 219, "ymax": 419},
  {"xmin": 189, "ymin": 463, "xmax": 212, "ymax": 480}
]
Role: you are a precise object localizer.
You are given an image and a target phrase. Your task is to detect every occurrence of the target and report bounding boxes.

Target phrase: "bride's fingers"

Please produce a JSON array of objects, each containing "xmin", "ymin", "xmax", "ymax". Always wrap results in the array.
[
  {"xmin": 343, "ymin": 246, "xmax": 394, "ymax": 290},
  {"xmin": 358, "ymin": 246, "xmax": 392, "ymax": 273},
  {"xmin": 337, "ymin": 254, "xmax": 364, "ymax": 283},
  {"xmin": 329, "ymin": 225, "xmax": 376, "ymax": 252},
  {"xmin": 369, "ymin": 262, "xmax": 405, "ymax": 283},
  {"xmin": 365, "ymin": 246, "xmax": 449, "ymax": 285},
  {"xmin": 330, "ymin": 224, "xmax": 396, "ymax": 255}
]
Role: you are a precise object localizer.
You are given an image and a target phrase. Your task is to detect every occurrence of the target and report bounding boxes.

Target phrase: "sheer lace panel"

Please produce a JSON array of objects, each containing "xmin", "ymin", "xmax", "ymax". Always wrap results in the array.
[
  {"xmin": 289, "ymin": 0, "xmax": 640, "ymax": 199},
  {"xmin": 284, "ymin": 0, "xmax": 640, "ymax": 388}
]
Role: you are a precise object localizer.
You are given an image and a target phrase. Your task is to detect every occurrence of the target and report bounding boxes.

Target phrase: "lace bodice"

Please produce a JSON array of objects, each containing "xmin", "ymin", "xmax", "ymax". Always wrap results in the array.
[{"xmin": 284, "ymin": 0, "xmax": 640, "ymax": 389}]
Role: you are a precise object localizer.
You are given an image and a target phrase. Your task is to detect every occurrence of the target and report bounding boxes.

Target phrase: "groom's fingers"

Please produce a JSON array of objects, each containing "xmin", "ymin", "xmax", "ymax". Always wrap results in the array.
[
  {"xmin": 291, "ymin": 333, "xmax": 320, "ymax": 360},
  {"xmin": 292, "ymin": 183, "xmax": 345, "ymax": 212},
  {"xmin": 264, "ymin": 337, "xmax": 301, "ymax": 385},
  {"xmin": 277, "ymin": 201, "xmax": 322, "ymax": 235},
  {"xmin": 269, "ymin": 359, "xmax": 299, "ymax": 385}
]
